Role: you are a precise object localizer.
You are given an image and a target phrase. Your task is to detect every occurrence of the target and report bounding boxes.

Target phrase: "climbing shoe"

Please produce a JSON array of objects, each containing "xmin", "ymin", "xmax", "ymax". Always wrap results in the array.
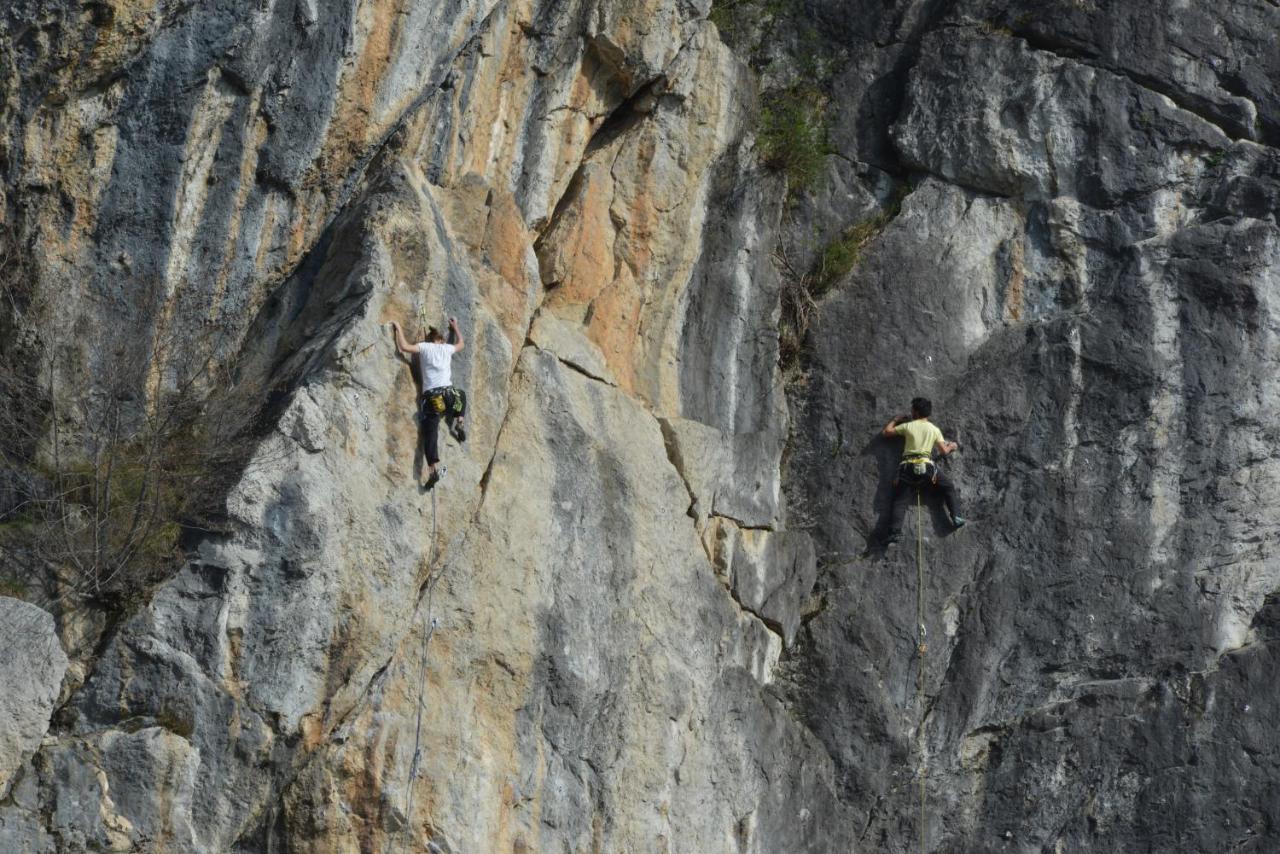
[
  {"xmin": 424, "ymin": 466, "xmax": 447, "ymax": 490},
  {"xmin": 950, "ymin": 516, "xmax": 966, "ymax": 530},
  {"xmin": 450, "ymin": 420, "xmax": 467, "ymax": 443},
  {"xmin": 884, "ymin": 533, "xmax": 901, "ymax": 547}
]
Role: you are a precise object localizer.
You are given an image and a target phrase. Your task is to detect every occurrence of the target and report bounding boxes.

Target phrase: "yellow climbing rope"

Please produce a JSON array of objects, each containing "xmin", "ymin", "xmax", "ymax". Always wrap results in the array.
[{"xmin": 916, "ymin": 489, "xmax": 927, "ymax": 854}]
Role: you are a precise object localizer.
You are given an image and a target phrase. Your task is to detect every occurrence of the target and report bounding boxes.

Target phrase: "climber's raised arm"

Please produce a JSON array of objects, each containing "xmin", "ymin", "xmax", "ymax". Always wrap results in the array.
[
  {"xmin": 390, "ymin": 320, "xmax": 419, "ymax": 356},
  {"xmin": 448, "ymin": 316, "xmax": 464, "ymax": 352},
  {"xmin": 882, "ymin": 414, "xmax": 909, "ymax": 439}
]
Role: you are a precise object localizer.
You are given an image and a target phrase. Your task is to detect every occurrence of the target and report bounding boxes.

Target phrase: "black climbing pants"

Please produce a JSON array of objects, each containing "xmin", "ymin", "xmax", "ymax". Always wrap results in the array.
[
  {"xmin": 889, "ymin": 462, "xmax": 960, "ymax": 535},
  {"xmin": 420, "ymin": 387, "xmax": 464, "ymax": 466},
  {"xmin": 421, "ymin": 403, "xmax": 443, "ymax": 466}
]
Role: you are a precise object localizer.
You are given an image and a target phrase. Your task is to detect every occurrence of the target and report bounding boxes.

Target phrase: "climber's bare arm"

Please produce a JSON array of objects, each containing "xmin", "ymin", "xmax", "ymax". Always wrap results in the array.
[
  {"xmin": 390, "ymin": 321, "xmax": 418, "ymax": 356},
  {"xmin": 935, "ymin": 439, "xmax": 958, "ymax": 456},
  {"xmin": 449, "ymin": 316, "xmax": 464, "ymax": 352},
  {"xmin": 882, "ymin": 416, "xmax": 904, "ymax": 439}
]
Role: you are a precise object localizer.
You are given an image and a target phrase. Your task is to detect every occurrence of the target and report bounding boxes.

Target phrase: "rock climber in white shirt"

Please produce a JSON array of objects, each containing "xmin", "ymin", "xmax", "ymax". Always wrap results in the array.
[{"xmin": 391, "ymin": 316, "xmax": 465, "ymax": 488}]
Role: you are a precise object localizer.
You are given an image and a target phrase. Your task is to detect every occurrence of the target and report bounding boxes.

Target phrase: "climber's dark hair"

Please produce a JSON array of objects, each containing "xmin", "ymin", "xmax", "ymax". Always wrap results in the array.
[
  {"xmin": 426, "ymin": 326, "xmax": 445, "ymax": 343},
  {"xmin": 911, "ymin": 397, "xmax": 932, "ymax": 418}
]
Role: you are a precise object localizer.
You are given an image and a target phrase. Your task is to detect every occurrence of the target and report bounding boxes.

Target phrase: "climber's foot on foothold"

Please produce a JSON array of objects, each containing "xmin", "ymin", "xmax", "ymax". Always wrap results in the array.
[
  {"xmin": 950, "ymin": 516, "xmax": 966, "ymax": 530},
  {"xmin": 423, "ymin": 466, "xmax": 446, "ymax": 490},
  {"xmin": 451, "ymin": 419, "xmax": 466, "ymax": 443}
]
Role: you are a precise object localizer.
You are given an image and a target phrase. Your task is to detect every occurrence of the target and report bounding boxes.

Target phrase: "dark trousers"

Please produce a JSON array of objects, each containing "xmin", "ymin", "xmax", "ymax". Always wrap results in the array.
[
  {"xmin": 422, "ymin": 404, "xmax": 443, "ymax": 465},
  {"xmin": 889, "ymin": 463, "xmax": 960, "ymax": 535},
  {"xmin": 420, "ymin": 388, "xmax": 463, "ymax": 465}
]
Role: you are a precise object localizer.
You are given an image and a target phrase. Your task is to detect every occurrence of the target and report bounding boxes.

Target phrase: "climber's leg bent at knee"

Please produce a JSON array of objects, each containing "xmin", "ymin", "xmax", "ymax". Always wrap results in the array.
[
  {"xmin": 932, "ymin": 467, "xmax": 964, "ymax": 528},
  {"xmin": 444, "ymin": 387, "xmax": 467, "ymax": 443},
  {"xmin": 881, "ymin": 396, "xmax": 965, "ymax": 540},
  {"xmin": 391, "ymin": 313, "xmax": 466, "ymax": 488}
]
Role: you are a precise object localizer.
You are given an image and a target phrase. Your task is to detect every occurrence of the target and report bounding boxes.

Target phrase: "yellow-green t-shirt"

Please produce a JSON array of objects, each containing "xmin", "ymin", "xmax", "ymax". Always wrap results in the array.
[{"xmin": 894, "ymin": 419, "xmax": 944, "ymax": 459}]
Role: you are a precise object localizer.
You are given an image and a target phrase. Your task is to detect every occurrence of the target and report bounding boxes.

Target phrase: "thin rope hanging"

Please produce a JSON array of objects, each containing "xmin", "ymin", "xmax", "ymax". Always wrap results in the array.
[
  {"xmin": 398, "ymin": 485, "xmax": 445, "ymax": 852},
  {"xmin": 916, "ymin": 488, "xmax": 927, "ymax": 854}
]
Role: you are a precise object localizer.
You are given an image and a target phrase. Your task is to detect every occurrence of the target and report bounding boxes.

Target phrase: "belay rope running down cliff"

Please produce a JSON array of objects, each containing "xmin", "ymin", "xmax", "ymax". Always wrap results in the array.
[
  {"xmin": 393, "ymin": 299, "xmax": 467, "ymax": 850},
  {"xmin": 398, "ymin": 458, "xmax": 450, "ymax": 850},
  {"xmin": 914, "ymin": 490, "xmax": 928, "ymax": 854}
]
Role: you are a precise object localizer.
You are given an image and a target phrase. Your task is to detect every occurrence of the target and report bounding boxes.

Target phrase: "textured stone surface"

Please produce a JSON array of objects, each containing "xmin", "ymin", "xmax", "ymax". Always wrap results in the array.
[
  {"xmin": 275, "ymin": 346, "xmax": 842, "ymax": 852},
  {"xmin": 782, "ymin": 3, "xmax": 1280, "ymax": 851},
  {"xmin": 1, "ymin": 0, "xmax": 831, "ymax": 850},
  {"xmin": 894, "ymin": 30, "xmax": 1227, "ymax": 205},
  {"xmin": 0, "ymin": 598, "xmax": 67, "ymax": 798},
  {"xmin": 2, "ymin": 0, "xmax": 1279, "ymax": 851},
  {"xmin": 951, "ymin": 0, "xmax": 1280, "ymax": 145},
  {"xmin": 709, "ymin": 521, "xmax": 816, "ymax": 646}
]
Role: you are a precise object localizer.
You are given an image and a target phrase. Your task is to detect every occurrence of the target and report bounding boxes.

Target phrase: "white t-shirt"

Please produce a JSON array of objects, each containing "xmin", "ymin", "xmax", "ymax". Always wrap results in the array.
[{"xmin": 417, "ymin": 342, "xmax": 454, "ymax": 390}]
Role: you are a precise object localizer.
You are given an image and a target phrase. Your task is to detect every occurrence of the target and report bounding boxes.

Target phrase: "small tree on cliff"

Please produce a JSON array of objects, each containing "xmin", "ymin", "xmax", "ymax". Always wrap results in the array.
[{"xmin": 0, "ymin": 321, "xmax": 266, "ymax": 607}]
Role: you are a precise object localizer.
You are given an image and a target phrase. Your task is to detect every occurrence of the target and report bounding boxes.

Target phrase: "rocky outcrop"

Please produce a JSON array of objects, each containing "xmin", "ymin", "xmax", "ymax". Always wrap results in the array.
[
  {"xmin": 0, "ymin": 598, "xmax": 67, "ymax": 798},
  {"xmin": 2, "ymin": 0, "xmax": 843, "ymax": 851},
  {"xmin": 783, "ymin": 3, "xmax": 1280, "ymax": 851},
  {"xmin": 2, "ymin": 0, "xmax": 1278, "ymax": 851}
]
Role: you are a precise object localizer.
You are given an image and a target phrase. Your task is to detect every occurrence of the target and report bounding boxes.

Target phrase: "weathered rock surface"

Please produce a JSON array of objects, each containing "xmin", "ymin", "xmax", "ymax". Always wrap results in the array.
[
  {"xmin": 781, "ymin": 2, "xmax": 1280, "ymax": 851},
  {"xmin": 2, "ymin": 0, "xmax": 1279, "ymax": 851},
  {"xmin": 0, "ymin": 598, "xmax": 67, "ymax": 797},
  {"xmin": 2, "ymin": 0, "xmax": 840, "ymax": 851}
]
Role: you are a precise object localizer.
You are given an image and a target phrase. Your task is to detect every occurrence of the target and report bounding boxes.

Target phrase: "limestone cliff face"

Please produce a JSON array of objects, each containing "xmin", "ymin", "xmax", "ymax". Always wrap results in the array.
[
  {"xmin": 782, "ymin": 3, "xmax": 1280, "ymax": 852},
  {"xmin": 2, "ymin": 0, "xmax": 839, "ymax": 851},
  {"xmin": 1, "ymin": 0, "xmax": 1278, "ymax": 852}
]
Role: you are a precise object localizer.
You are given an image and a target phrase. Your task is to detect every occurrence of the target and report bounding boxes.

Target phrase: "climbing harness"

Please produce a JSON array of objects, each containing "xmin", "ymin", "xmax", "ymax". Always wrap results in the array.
[
  {"xmin": 899, "ymin": 457, "xmax": 939, "ymax": 487},
  {"xmin": 422, "ymin": 386, "xmax": 466, "ymax": 419}
]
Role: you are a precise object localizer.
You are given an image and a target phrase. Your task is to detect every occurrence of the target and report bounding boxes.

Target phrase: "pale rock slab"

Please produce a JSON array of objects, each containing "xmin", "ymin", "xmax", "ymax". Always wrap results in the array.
[
  {"xmin": 528, "ymin": 310, "xmax": 618, "ymax": 384},
  {"xmin": 0, "ymin": 598, "xmax": 68, "ymax": 798},
  {"xmin": 660, "ymin": 416, "xmax": 786, "ymax": 529}
]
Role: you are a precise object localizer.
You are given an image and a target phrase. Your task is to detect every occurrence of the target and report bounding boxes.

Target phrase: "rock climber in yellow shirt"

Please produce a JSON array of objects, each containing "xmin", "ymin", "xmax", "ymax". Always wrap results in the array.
[{"xmin": 881, "ymin": 397, "xmax": 964, "ymax": 544}]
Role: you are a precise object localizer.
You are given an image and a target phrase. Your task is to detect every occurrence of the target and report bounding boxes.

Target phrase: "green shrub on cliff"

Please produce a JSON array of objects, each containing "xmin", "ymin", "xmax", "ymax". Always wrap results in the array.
[
  {"xmin": 758, "ymin": 86, "xmax": 831, "ymax": 192},
  {"xmin": 777, "ymin": 192, "xmax": 907, "ymax": 370},
  {"xmin": 708, "ymin": 0, "xmax": 793, "ymax": 47},
  {"xmin": 812, "ymin": 216, "xmax": 885, "ymax": 293}
]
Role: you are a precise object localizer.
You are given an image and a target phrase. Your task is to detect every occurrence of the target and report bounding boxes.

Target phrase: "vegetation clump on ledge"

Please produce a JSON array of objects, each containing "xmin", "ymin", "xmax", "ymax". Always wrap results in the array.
[
  {"xmin": 812, "ymin": 208, "xmax": 895, "ymax": 292},
  {"xmin": 757, "ymin": 85, "xmax": 831, "ymax": 193},
  {"xmin": 776, "ymin": 191, "xmax": 906, "ymax": 371}
]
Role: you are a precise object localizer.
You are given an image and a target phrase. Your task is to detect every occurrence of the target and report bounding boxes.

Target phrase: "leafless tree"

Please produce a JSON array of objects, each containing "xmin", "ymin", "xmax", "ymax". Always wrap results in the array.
[{"xmin": 0, "ymin": 319, "xmax": 267, "ymax": 608}]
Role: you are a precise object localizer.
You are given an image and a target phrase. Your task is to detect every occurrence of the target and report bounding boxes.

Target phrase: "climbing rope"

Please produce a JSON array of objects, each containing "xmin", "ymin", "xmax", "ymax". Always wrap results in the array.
[
  {"xmin": 393, "ymin": 295, "xmax": 455, "ymax": 852},
  {"xmin": 398, "ymin": 474, "xmax": 446, "ymax": 851},
  {"xmin": 416, "ymin": 304, "xmax": 430, "ymax": 340},
  {"xmin": 915, "ymin": 489, "xmax": 927, "ymax": 854}
]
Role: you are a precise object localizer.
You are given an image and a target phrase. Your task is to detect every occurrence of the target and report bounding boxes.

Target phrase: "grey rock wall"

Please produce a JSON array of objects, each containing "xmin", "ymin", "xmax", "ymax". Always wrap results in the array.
[
  {"xmin": 1, "ymin": 0, "xmax": 1277, "ymax": 851},
  {"xmin": 783, "ymin": 2, "xmax": 1280, "ymax": 851},
  {"xmin": 0, "ymin": 598, "xmax": 67, "ymax": 798}
]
